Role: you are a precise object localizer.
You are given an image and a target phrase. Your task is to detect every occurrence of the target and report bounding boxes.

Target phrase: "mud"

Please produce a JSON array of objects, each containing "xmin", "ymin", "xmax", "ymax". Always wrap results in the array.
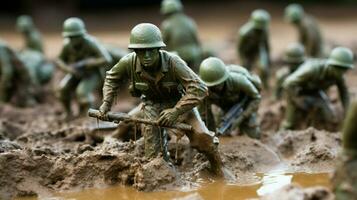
[{"xmin": 262, "ymin": 184, "xmax": 333, "ymax": 200}]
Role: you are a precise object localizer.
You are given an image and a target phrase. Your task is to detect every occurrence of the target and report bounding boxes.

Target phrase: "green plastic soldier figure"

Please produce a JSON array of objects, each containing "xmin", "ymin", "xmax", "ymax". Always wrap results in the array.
[
  {"xmin": 333, "ymin": 101, "xmax": 357, "ymax": 199},
  {"xmin": 281, "ymin": 47, "xmax": 353, "ymax": 130},
  {"xmin": 98, "ymin": 23, "xmax": 222, "ymax": 175},
  {"xmin": 237, "ymin": 9, "xmax": 271, "ymax": 89},
  {"xmin": 56, "ymin": 17, "xmax": 112, "ymax": 118},
  {"xmin": 16, "ymin": 15, "xmax": 44, "ymax": 53},
  {"xmin": 274, "ymin": 43, "xmax": 306, "ymax": 100},
  {"xmin": 0, "ymin": 40, "xmax": 36, "ymax": 106},
  {"xmin": 199, "ymin": 57, "xmax": 262, "ymax": 139},
  {"xmin": 285, "ymin": 4, "xmax": 324, "ymax": 57},
  {"xmin": 160, "ymin": 0, "xmax": 202, "ymax": 72}
]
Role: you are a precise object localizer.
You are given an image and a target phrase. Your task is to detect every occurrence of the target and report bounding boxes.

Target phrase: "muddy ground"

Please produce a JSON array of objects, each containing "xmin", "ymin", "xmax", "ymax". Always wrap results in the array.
[{"xmin": 1, "ymin": 2, "xmax": 357, "ymax": 200}]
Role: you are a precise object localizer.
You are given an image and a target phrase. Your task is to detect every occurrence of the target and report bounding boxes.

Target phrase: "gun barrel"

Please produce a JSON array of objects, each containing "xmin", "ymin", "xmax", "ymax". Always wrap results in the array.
[{"xmin": 88, "ymin": 109, "xmax": 192, "ymax": 132}]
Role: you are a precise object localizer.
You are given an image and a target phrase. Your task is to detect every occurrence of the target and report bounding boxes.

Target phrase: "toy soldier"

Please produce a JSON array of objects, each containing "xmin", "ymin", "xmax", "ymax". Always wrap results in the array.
[
  {"xmin": 56, "ymin": 17, "xmax": 112, "ymax": 118},
  {"xmin": 274, "ymin": 43, "xmax": 306, "ymax": 100},
  {"xmin": 281, "ymin": 47, "xmax": 353, "ymax": 130},
  {"xmin": 98, "ymin": 23, "xmax": 222, "ymax": 175},
  {"xmin": 237, "ymin": 9, "xmax": 271, "ymax": 88},
  {"xmin": 333, "ymin": 101, "xmax": 357, "ymax": 199},
  {"xmin": 160, "ymin": 0, "xmax": 202, "ymax": 72},
  {"xmin": 0, "ymin": 40, "xmax": 36, "ymax": 106},
  {"xmin": 16, "ymin": 15, "xmax": 44, "ymax": 53},
  {"xmin": 198, "ymin": 57, "xmax": 262, "ymax": 139},
  {"xmin": 285, "ymin": 4, "xmax": 325, "ymax": 57}
]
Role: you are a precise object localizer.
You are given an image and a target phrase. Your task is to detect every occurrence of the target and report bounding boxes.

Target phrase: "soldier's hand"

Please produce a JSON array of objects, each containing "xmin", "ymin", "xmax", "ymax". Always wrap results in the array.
[
  {"xmin": 98, "ymin": 102, "xmax": 110, "ymax": 120},
  {"xmin": 158, "ymin": 108, "xmax": 180, "ymax": 127}
]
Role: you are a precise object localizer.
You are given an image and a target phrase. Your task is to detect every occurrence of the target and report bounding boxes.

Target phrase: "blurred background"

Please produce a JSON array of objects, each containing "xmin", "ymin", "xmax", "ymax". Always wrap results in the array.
[{"xmin": 1, "ymin": 0, "xmax": 357, "ymax": 60}]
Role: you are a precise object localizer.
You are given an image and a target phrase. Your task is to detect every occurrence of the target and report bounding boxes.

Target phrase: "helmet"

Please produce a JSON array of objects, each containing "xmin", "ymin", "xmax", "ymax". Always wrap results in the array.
[
  {"xmin": 199, "ymin": 57, "xmax": 229, "ymax": 87},
  {"xmin": 160, "ymin": 0, "xmax": 183, "ymax": 15},
  {"xmin": 251, "ymin": 9, "xmax": 270, "ymax": 30},
  {"xmin": 62, "ymin": 17, "xmax": 87, "ymax": 37},
  {"xmin": 128, "ymin": 23, "xmax": 166, "ymax": 49},
  {"xmin": 284, "ymin": 43, "xmax": 305, "ymax": 63},
  {"xmin": 16, "ymin": 15, "xmax": 34, "ymax": 31},
  {"xmin": 326, "ymin": 47, "xmax": 354, "ymax": 69},
  {"xmin": 285, "ymin": 4, "xmax": 304, "ymax": 23}
]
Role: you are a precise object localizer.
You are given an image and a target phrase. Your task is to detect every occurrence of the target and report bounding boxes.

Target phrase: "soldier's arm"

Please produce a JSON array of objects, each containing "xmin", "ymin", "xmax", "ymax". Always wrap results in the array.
[
  {"xmin": 101, "ymin": 55, "xmax": 130, "ymax": 110},
  {"xmin": 84, "ymin": 40, "xmax": 112, "ymax": 69},
  {"xmin": 234, "ymin": 75, "xmax": 261, "ymax": 118},
  {"xmin": 172, "ymin": 55, "xmax": 208, "ymax": 114},
  {"xmin": 336, "ymin": 78, "xmax": 350, "ymax": 111},
  {"xmin": 282, "ymin": 64, "xmax": 312, "ymax": 95}
]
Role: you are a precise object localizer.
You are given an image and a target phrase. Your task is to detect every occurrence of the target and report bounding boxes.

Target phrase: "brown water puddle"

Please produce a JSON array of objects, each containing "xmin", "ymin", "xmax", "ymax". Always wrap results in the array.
[{"xmin": 16, "ymin": 172, "xmax": 330, "ymax": 200}]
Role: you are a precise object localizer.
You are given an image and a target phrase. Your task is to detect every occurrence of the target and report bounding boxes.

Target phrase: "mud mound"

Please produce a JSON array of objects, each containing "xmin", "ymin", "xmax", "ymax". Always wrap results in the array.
[{"xmin": 261, "ymin": 184, "xmax": 333, "ymax": 200}]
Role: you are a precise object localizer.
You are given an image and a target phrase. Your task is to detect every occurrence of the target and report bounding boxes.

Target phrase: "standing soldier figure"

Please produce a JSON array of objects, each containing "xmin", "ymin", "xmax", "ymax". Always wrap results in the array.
[
  {"xmin": 285, "ymin": 3, "xmax": 325, "ymax": 57},
  {"xmin": 56, "ymin": 17, "xmax": 112, "ymax": 118},
  {"xmin": 333, "ymin": 101, "xmax": 357, "ymax": 199},
  {"xmin": 274, "ymin": 43, "xmax": 306, "ymax": 100},
  {"xmin": 281, "ymin": 47, "xmax": 353, "ymax": 130},
  {"xmin": 198, "ymin": 57, "xmax": 262, "ymax": 139},
  {"xmin": 16, "ymin": 15, "xmax": 44, "ymax": 53},
  {"xmin": 98, "ymin": 23, "xmax": 222, "ymax": 175},
  {"xmin": 160, "ymin": 0, "xmax": 202, "ymax": 72},
  {"xmin": 0, "ymin": 40, "xmax": 36, "ymax": 106},
  {"xmin": 237, "ymin": 9, "xmax": 271, "ymax": 89}
]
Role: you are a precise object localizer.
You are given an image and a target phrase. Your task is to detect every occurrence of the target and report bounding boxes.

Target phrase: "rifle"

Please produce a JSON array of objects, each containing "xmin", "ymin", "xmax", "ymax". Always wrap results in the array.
[
  {"xmin": 216, "ymin": 97, "xmax": 248, "ymax": 135},
  {"xmin": 88, "ymin": 108, "xmax": 192, "ymax": 132}
]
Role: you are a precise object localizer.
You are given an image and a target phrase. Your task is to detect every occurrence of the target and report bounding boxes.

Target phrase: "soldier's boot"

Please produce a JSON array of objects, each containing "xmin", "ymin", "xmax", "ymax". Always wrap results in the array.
[
  {"xmin": 78, "ymin": 101, "xmax": 91, "ymax": 117},
  {"xmin": 280, "ymin": 101, "xmax": 299, "ymax": 130},
  {"xmin": 61, "ymin": 97, "xmax": 73, "ymax": 120},
  {"xmin": 241, "ymin": 114, "xmax": 261, "ymax": 139}
]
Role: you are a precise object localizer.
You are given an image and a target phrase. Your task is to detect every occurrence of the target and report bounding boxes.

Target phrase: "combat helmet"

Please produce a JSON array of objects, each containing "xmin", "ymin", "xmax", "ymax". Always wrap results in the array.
[
  {"xmin": 16, "ymin": 15, "xmax": 34, "ymax": 32},
  {"xmin": 128, "ymin": 23, "xmax": 166, "ymax": 49},
  {"xmin": 251, "ymin": 9, "xmax": 270, "ymax": 30},
  {"xmin": 326, "ymin": 47, "xmax": 354, "ymax": 69},
  {"xmin": 199, "ymin": 57, "xmax": 229, "ymax": 87},
  {"xmin": 284, "ymin": 43, "xmax": 305, "ymax": 63},
  {"xmin": 62, "ymin": 17, "xmax": 87, "ymax": 37},
  {"xmin": 161, "ymin": 0, "xmax": 183, "ymax": 15},
  {"xmin": 285, "ymin": 4, "xmax": 304, "ymax": 23}
]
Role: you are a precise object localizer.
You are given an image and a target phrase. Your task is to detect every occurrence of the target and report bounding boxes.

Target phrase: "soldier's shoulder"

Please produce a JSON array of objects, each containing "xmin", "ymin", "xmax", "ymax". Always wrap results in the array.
[
  {"xmin": 84, "ymin": 35, "xmax": 102, "ymax": 47},
  {"xmin": 119, "ymin": 52, "xmax": 135, "ymax": 64},
  {"xmin": 239, "ymin": 22, "xmax": 253, "ymax": 36},
  {"xmin": 162, "ymin": 50, "xmax": 184, "ymax": 62}
]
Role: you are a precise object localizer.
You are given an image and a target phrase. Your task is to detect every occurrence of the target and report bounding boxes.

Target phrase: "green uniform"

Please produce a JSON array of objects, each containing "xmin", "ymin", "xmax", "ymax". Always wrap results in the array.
[
  {"xmin": 102, "ymin": 50, "xmax": 221, "ymax": 173},
  {"xmin": 161, "ymin": 12, "xmax": 202, "ymax": 72},
  {"xmin": 201, "ymin": 65, "xmax": 261, "ymax": 139},
  {"xmin": 237, "ymin": 21, "xmax": 271, "ymax": 88},
  {"xmin": 17, "ymin": 15, "xmax": 44, "ymax": 53},
  {"xmin": 333, "ymin": 101, "xmax": 357, "ymax": 199},
  {"xmin": 281, "ymin": 59, "xmax": 349, "ymax": 129},
  {"xmin": 0, "ymin": 41, "xmax": 35, "ymax": 106},
  {"xmin": 57, "ymin": 34, "xmax": 111, "ymax": 116},
  {"xmin": 274, "ymin": 61, "xmax": 304, "ymax": 100}
]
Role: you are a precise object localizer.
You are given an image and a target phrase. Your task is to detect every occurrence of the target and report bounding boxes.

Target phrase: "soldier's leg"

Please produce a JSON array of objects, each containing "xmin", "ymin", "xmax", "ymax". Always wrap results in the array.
[
  {"xmin": 141, "ymin": 103, "xmax": 164, "ymax": 158},
  {"xmin": 182, "ymin": 108, "xmax": 222, "ymax": 175},
  {"xmin": 239, "ymin": 113, "xmax": 261, "ymax": 139},
  {"xmin": 58, "ymin": 74, "xmax": 80, "ymax": 117},
  {"xmin": 112, "ymin": 103, "xmax": 143, "ymax": 141},
  {"xmin": 280, "ymin": 98, "xmax": 300, "ymax": 130},
  {"xmin": 76, "ymin": 73, "xmax": 100, "ymax": 116}
]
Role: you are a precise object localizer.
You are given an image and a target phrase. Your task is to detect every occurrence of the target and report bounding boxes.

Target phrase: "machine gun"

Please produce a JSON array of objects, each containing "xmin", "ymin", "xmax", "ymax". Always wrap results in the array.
[
  {"xmin": 88, "ymin": 108, "xmax": 192, "ymax": 132},
  {"xmin": 216, "ymin": 97, "xmax": 248, "ymax": 135}
]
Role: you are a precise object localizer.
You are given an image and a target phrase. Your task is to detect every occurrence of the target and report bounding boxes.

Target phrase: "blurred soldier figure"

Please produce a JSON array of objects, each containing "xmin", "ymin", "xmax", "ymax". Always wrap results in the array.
[
  {"xmin": 16, "ymin": 15, "xmax": 44, "ymax": 53},
  {"xmin": 199, "ymin": 57, "xmax": 262, "ymax": 139},
  {"xmin": 274, "ymin": 43, "xmax": 306, "ymax": 100},
  {"xmin": 281, "ymin": 47, "xmax": 353, "ymax": 130},
  {"xmin": 333, "ymin": 101, "xmax": 357, "ymax": 199},
  {"xmin": 98, "ymin": 23, "xmax": 222, "ymax": 175},
  {"xmin": 237, "ymin": 9, "xmax": 271, "ymax": 88},
  {"xmin": 56, "ymin": 17, "xmax": 112, "ymax": 118},
  {"xmin": 285, "ymin": 3, "xmax": 325, "ymax": 57},
  {"xmin": 0, "ymin": 40, "xmax": 36, "ymax": 106},
  {"xmin": 160, "ymin": 0, "xmax": 202, "ymax": 72}
]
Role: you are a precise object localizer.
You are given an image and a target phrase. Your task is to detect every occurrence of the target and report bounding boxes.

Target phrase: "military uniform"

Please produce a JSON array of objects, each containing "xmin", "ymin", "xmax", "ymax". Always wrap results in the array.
[
  {"xmin": 57, "ymin": 18, "xmax": 112, "ymax": 117},
  {"xmin": 99, "ymin": 23, "xmax": 222, "ymax": 175},
  {"xmin": 333, "ymin": 101, "xmax": 357, "ymax": 199},
  {"xmin": 16, "ymin": 15, "xmax": 44, "ymax": 53},
  {"xmin": 237, "ymin": 9, "xmax": 271, "ymax": 88},
  {"xmin": 285, "ymin": 4, "xmax": 324, "ymax": 57},
  {"xmin": 0, "ymin": 41, "xmax": 35, "ymax": 106},
  {"xmin": 281, "ymin": 47, "xmax": 353, "ymax": 130},
  {"xmin": 161, "ymin": 0, "xmax": 202, "ymax": 72},
  {"xmin": 199, "ymin": 57, "xmax": 261, "ymax": 139}
]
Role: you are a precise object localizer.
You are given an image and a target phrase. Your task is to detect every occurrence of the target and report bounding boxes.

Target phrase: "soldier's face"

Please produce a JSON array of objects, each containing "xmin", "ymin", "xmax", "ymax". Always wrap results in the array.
[
  {"xmin": 135, "ymin": 48, "xmax": 160, "ymax": 69},
  {"xmin": 69, "ymin": 36, "xmax": 84, "ymax": 47}
]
